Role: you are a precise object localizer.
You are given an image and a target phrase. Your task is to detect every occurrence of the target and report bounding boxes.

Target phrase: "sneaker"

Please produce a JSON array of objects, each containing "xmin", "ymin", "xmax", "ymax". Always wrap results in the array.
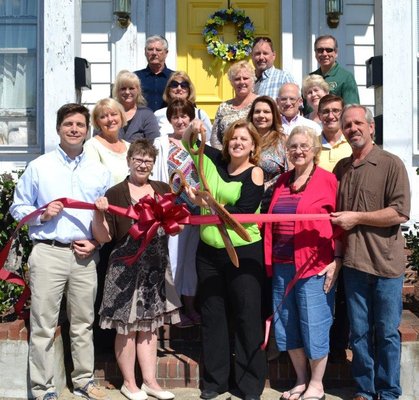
[
  {"xmin": 36, "ymin": 393, "xmax": 58, "ymax": 400},
  {"xmin": 74, "ymin": 381, "xmax": 109, "ymax": 400}
]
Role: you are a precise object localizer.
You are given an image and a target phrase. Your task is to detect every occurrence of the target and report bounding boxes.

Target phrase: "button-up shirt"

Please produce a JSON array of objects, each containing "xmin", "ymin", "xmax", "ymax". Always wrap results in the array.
[
  {"xmin": 10, "ymin": 146, "xmax": 111, "ymax": 243},
  {"xmin": 134, "ymin": 65, "xmax": 174, "ymax": 112},
  {"xmin": 254, "ymin": 66, "xmax": 296, "ymax": 99}
]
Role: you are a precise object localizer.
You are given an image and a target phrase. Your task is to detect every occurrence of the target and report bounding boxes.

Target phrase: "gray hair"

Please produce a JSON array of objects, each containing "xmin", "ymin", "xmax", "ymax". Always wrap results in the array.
[{"xmin": 145, "ymin": 35, "xmax": 168, "ymax": 51}]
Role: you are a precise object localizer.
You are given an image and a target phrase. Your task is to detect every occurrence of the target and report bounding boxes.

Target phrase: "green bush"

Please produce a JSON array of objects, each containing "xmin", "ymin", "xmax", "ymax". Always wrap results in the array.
[{"xmin": 0, "ymin": 171, "xmax": 32, "ymax": 317}]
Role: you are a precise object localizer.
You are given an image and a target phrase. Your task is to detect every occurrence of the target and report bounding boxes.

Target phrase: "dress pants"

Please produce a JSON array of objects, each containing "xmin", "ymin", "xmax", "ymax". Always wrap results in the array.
[
  {"xmin": 196, "ymin": 240, "xmax": 267, "ymax": 397},
  {"xmin": 28, "ymin": 242, "xmax": 99, "ymax": 398}
]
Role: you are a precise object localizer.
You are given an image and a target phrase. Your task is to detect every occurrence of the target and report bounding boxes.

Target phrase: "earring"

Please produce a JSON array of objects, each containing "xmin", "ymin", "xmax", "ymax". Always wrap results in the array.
[{"xmin": 250, "ymin": 150, "xmax": 254, "ymax": 157}]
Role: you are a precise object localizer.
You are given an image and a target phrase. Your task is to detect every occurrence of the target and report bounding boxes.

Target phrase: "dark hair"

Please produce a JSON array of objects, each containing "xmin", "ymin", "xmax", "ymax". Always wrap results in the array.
[
  {"xmin": 56, "ymin": 103, "xmax": 90, "ymax": 131},
  {"xmin": 252, "ymin": 36, "xmax": 274, "ymax": 51},
  {"xmin": 222, "ymin": 119, "xmax": 261, "ymax": 165},
  {"xmin": 247, "ymin": 96, "xmax": 286, "ymax": 151},
  {"xmin": 318, "ymin": 94, "xmax": 344, "ymax": 112},
  {"xmin": 166, "ymin": 99, "xmax": 195, "ymax": 121},
  {"xmin": 127, "ymin": 139, "xmax": 158, "ymax": 161},
  {"xmin": 314, "ymin": 35, "xmax": 338, "ymax": 50}
]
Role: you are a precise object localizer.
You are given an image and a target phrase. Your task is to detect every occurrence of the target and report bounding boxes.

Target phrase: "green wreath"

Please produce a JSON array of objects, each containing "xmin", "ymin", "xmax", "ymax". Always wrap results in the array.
[{"xmin": 202, "ymin": 8, "xmax": 255, "ymax": 62}]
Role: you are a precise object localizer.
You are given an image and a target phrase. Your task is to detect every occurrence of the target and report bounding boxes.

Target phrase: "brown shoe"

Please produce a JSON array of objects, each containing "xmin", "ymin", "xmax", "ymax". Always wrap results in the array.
[{"xmin": 352, "ymin": 396, "xmax": 369, "ymax": 400}]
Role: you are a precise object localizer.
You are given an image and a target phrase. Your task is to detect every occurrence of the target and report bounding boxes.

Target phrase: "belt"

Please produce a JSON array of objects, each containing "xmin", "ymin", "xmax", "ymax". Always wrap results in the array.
[{"xmin": 35, "ymin": 239, "xmax": 73, "ymax": 248}]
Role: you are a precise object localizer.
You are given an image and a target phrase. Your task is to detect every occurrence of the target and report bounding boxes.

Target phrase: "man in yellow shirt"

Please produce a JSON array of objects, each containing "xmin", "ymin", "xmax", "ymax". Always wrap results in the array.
[{"xmin": 318, "ymin": 94, "xmax": 352, "ymax": 172}]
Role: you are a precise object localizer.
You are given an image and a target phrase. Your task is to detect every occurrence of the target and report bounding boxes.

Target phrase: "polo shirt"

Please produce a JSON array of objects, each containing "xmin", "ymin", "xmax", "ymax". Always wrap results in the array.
[
  {"xmin": 134, "ymin": 65, "xmax": 174, "ymax": 112},
  {"xmin": 334, "ymin": 145, "xmax": 410, "ymax": 277},
  {"xmin": 318, "ymin": 133, "xmax": 352, "ymax": 172},
  {"xmin": 254, "ymin": 66, "xmax": 296, "ymax": 99},
  {"xmin": 310, "ymin": 62, "xmax": 360, "ymax": 105}
]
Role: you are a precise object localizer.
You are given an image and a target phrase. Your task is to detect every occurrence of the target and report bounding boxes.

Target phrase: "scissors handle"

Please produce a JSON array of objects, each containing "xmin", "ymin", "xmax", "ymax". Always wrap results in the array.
[{"xmin": 169, "ymin": 169, "xmax": 187, "ymax": 196}]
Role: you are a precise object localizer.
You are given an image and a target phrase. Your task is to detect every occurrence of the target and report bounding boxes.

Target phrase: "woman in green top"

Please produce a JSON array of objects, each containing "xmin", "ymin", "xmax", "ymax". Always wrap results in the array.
[{"xmin": 183, "ymin": 119, "xmax": 266, "ymax": 400}]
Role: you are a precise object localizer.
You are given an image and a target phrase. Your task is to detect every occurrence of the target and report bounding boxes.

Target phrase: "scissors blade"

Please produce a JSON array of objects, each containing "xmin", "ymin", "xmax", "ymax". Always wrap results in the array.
[
  {"xmin": 201, "ymin": 192, "xmax": 252, "ymax": 242},
  {"xmin": 217, "ymin": 223, "xmax": 240, "ymax": 267}
]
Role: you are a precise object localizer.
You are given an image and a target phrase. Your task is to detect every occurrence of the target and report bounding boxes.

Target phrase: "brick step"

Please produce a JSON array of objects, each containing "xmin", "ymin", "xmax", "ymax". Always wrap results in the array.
[
  {"xmin": 93, "ymin": 309, "xmax": 419, "ymax": 390},
  {"xmin": 93, "ymin": 346, "xmax": 354, "ymax": 390}
]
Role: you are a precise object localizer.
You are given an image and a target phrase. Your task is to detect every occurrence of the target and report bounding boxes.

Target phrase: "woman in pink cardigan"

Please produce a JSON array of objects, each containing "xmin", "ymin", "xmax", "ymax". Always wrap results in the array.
[{"xmin": 264, "ymin": 126, "xmax": 341, "ymax": 400}]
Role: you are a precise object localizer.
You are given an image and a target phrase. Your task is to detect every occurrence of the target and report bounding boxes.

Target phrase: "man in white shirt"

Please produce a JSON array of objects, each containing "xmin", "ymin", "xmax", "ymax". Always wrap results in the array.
[
  {"xmin": 11, "ymin": 103, "xmax": 111, "ymax": 400},
  {"xmin": 277, "ymin": 83, "xmax": 322, "ymax": 135}
]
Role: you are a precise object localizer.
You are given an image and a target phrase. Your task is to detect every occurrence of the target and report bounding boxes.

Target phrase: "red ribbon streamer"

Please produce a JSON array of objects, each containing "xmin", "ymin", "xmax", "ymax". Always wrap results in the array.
[{"xmin": 0, "ymin": 197, "xmax": 333, "ymax": 320}]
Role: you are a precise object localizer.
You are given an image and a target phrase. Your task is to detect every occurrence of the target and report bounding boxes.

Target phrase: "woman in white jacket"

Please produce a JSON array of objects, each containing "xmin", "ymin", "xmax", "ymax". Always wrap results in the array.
[{"xmin": 152, "ymin": 99, "xmax": 201, "ymax": 327}]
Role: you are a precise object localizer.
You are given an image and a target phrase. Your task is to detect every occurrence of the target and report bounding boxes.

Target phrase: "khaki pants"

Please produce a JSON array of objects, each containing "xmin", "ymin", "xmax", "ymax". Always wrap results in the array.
[{"xmin": 28, "ymin": 242, "xmax": 99, "ymax": 398}]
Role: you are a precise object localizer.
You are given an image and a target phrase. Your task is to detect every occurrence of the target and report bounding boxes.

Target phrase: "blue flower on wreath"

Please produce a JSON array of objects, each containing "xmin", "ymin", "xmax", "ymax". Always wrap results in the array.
[{"xmin": 202, "ymin": 7, "xmax": 255, "ymax": 62}]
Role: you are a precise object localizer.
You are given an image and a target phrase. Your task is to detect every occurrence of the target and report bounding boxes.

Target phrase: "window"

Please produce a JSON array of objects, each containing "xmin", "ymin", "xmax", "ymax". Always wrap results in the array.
[{"xmin": 0, "ymin": 0, "xmax": 38, "ymax": 147}]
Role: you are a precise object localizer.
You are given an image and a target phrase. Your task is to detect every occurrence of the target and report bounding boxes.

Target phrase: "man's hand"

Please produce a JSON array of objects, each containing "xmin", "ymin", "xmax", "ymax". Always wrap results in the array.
[
  {"xmin": 72, "ymin": 239, "xmax": 98, "ymax": 259},
  {"xmin": 40, "ymin": 201, "xmax": 64, "ymax": 222},
  {"xmin": 331, "ymin": 211, "xmax": 360, "ymax": 231}
]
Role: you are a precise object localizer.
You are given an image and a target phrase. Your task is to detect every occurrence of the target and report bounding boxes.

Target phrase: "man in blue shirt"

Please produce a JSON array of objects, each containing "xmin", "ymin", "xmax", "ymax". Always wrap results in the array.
[
  {"xmin": 11, "ymin": 103, "xmax": 111, "ymax": 400},
  {"xmin": 134, "ymin": 35, "xmax": 174, "ymax": 112}
]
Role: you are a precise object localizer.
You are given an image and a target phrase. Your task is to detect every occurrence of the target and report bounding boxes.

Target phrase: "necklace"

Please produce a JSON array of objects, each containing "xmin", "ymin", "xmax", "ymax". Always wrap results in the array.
[{"xmin": 288, "ymin": 165, "xmax": 316, "ymax": 194}]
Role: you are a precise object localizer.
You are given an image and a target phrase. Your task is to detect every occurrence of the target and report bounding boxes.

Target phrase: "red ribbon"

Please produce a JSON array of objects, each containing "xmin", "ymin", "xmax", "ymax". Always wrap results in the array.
[{"xmin": 0, "ymin": 196, "xmax": 334, "ymax": 320}]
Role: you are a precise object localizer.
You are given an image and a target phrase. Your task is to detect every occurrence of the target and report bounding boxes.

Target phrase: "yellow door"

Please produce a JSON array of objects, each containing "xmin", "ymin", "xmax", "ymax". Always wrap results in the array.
[{"xmin": 177, "ymin": 0, "xmax": 281, "ymax": 119}]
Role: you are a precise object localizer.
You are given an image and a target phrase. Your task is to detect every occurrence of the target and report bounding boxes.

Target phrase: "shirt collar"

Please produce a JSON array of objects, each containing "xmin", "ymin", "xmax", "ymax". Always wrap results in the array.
[
  {"xmin": 281, "ymin": 114, "xmax": 299, "ymax": 125},
  {"xmin": 56, "ymin": 145, "xmax": 84, "ymax": 165}
]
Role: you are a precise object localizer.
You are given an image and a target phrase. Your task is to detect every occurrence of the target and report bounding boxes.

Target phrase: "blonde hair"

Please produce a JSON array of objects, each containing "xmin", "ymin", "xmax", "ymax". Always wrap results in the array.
[
  {"xmin": 91, "ymin": 98, "xmax": 127, "ymax": 131},
  {"xmin": 287, "ymin": 126, "xmax": 321, "ymax": 164},
  {"xmin": 301, "ymin": 74, "xmax": 330, "ymax": 97},
  {"xmin": 227, "ymin": 61, "xmax": 256, "ymax": 83},
  {"xmin": 112, "ymin": 70, "xmax": 147, "ymax": 106},
  {"xmin": 163, "ymin": 71, "xmax": 196, "ymax": 104}
]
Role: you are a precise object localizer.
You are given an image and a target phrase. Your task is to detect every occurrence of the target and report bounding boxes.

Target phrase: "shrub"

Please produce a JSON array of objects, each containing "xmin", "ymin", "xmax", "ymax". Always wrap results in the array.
[{"xmin": 0, "ymin": 171, "xmax": 32, "ymax": 318}]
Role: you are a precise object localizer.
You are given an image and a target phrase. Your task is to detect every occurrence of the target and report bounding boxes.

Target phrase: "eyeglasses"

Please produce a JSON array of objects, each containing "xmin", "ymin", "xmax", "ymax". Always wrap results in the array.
[
  {"xmin": 278, "ymin": 97, "xmax": 300, "ymax": 105},
  {"xmin": 131, "ymin": 157, "xmax": 154, "ymax": 167},
  {"xmin": 320, "ymin": 108, "xmax": 342, "ymax": 117},
  {"xmin": 315, "ymin": 47, "xmax": 335, "ymax": 54},
  {"xmin": 168, "ymin": 81, "xmax": 190, "ymax": 90},
  {"xmin": 287, "ymin": 144, "xmax": 314, "ymax": 153}
]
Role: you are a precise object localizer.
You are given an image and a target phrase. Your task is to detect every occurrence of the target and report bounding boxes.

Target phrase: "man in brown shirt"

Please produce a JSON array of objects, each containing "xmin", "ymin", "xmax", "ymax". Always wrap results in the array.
[{"xmin": 332, "ymin": 104, "xmax": 410, "ymax": 400}]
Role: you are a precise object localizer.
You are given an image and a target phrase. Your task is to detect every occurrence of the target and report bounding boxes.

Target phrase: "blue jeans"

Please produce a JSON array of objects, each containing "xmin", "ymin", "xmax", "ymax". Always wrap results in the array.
[
  {"xmin": 343, "ymin": 267, "xmax": 403, "ymax": 400},
  {"xmin": 272, "ymin": 263, "xmax": 335, "ymax": 360}
]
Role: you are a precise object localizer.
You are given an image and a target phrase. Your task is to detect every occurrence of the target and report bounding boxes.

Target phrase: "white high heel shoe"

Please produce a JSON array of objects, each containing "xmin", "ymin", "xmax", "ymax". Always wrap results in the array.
[{"xmin": 141, "ymin": 383, "xmax": 175, "ymax": 400}]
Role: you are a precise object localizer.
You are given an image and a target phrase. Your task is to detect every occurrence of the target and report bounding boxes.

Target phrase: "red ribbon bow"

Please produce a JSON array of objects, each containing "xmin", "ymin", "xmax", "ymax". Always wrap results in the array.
[{"xmin": 120, "ymin": 193, "xmax": 190, "ymax": 265}]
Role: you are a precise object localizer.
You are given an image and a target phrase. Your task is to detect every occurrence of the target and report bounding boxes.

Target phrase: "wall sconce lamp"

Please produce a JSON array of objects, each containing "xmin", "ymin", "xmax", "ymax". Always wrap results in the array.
[
  {"xmin": 325, "ymin": 0, "xmax": 343, "ymax": 29},
  {"xmin": 113, "ymin": 0, "xmax": 131, "ymax": 28}
]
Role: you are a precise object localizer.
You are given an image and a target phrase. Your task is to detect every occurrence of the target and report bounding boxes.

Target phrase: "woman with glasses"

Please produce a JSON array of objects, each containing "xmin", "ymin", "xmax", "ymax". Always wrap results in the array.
[
  {"xmin": 247, "ymin": 96, "xmax": 288, "ymax": 213},
  {"xmin": 154, "ymin": 71, "xmax": 212, "ymax": 136},
  {"xmin": 302, "ymin": 75, "xmax": 330, "ymax": 125},
  {"xmin": 93, "ymin": 139, "xmax": 180, "ymax": 400},
  {"xmin": 210, "ymin": 61, "xmax": 258, "ymax": 149},
  {"xmin": 153, "ymin": 99, "xmax": 202, "ymax": 327},
  {"xmin": 264, "ymin": 126, "xmax": 341, "ymax": 400},
  {"xmin": 113, "ymin": 70, "xmax": 160, "ymax": 143}
]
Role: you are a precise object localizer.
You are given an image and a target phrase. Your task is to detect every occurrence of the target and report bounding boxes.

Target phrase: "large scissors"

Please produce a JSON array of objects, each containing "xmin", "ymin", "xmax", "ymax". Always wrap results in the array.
[{"xmin": 169, "ymin": 128, "xmax": 251, "ymax": 267}]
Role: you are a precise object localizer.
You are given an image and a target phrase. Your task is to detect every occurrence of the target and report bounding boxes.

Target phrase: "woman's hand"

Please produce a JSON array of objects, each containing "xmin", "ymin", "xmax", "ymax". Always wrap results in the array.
[
  {"xmin": 318, "ymin": 258, "xmax": 342, "ymax": 293},
  {"xmin": 184, "ymin": 119, "xmax": 206, "ymax": 145},
  {"xmin": 185, "ymin": 186, "xmax": 210, "ymax": 209},
  {"xmin": 95, "ymin": 196, "xmax": 109, "ymax": 212}
]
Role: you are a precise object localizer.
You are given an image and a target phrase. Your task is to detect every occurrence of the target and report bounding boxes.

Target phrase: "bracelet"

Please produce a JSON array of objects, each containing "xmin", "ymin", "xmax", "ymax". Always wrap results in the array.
[{"xmin": 334, "ymin": 255, "xmax": 343, "ymax": 259}]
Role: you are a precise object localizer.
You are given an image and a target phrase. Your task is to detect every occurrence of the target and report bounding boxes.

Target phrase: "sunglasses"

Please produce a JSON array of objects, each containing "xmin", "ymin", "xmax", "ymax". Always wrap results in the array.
[
  {"xmin": 168, "ymin": 81, "xmax": 190, "ymax": 89},
  {"xmin": 315, "ymin": 47, "xmax": 335, "ymax": 54}
]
